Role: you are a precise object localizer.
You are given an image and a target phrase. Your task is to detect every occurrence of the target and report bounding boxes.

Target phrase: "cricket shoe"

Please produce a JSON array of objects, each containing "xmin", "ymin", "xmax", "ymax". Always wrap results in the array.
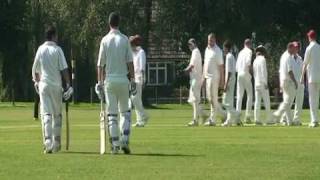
[
  {"xmin": 121, "ymin": 143, "xmax": 131, "ymax": 155},
  {"xmin": 245, "ymin": 117, "xmax": 252, "ymax": 124},
  {"xmin": 255, "ymin": 121, "xmax": 263, "ymax": 126},
  {"xmin": 132, "ymin": 122, "xmax": 145, "ymax": 127},
  {"xmin": 309, "ymin": 122, "xmax": 319, "ymax": 128},
  {"xmin": 200, "ymin": 114, "xmax": 209, "ymax": 125},
  {"xmin": 204, "ymin": 119, "xmax": 216, "ymax": 127},
  {"xmin": 221, "ymin": 120, "xmax": 232, "ymax": 127},
  {"xmin": 111, "ymin": 146, "xmax": 120, "ymax": 155},
  {"xmin": 52, "ymin": 143, "xmax": 61, "ymax": 153},
  {"xmin": 187, "ymin": 120, "xmax": 199, "ymax": 127},
  {"xmin": 43, "ymin": 139, "xmax": 53, "ymax": 154}
]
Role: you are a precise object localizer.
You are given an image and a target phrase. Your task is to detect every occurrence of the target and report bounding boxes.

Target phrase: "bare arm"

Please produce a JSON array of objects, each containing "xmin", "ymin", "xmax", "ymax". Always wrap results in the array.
[
  {"xmin": 219, "ymin": 65, "xmax": 225, "ymax": 89},
  {"xmin": 224, "ymin": 72, "xmax": 231, "ymax": 91},
  {"xmin": 300, "ymin": 64, "xmax": 307, "ymax": 84},
  {"xmin": 61, "ymin": 69, "xmax": 71, "ymax": 87},
  {"xmin": 128, "ymin": 62, "xmax": 135, "ymax": 80}
]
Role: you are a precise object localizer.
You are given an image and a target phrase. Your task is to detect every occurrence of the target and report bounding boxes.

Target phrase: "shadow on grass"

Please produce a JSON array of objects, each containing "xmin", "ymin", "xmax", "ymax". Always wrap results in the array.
[{"xmin": 62, "ymin": 151, "xmax": 204, "ymax": 157}]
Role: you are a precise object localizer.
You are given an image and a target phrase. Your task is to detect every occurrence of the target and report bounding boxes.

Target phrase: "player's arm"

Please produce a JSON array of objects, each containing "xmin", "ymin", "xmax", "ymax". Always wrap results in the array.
[
  {"xmin": 287, "ymin": 58, "xmax": 298, "ymax": 89},
  {"xmin": 127, "ymin": 41, "xmax": 135, "ymax": 80},
  {"xmin": 32, "ymin": 48, "xmax": 41, "ymax": 83},
  {"xmin": 262, "ymin": 60, "xmax": 268, "ymax": 89},
  {"xmin": 140, "ymin": 50, "xmax": 146, "ymax": 83},
  {"xmin": 218, "ymin": 51, "xmax": 225, "ymax": 88},
  {"xmin": 301, "ymin": 48, "xmax": 310, "ymax": 84},
  {"xmin": 224, "ymin": 55, "xmax": 231, "ymax": 91},
  {"xmin": 97, "ymin": 40, "xmax": 106, "ymax": 84}
]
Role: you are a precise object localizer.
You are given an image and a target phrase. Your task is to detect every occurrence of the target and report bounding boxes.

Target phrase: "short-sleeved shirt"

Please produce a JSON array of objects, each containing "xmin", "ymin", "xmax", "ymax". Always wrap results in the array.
[
  {"xmin": 279, "ymin": 50, "xmax": 294, "ymax": 85},
  {"xmin": 236, "ymin": 47, "xmax": 252, "ymax": 75},
  {"xmin": 225, "ymin": 52, "xmax": 236, "ymax": 82},
  {"xmin": 133, "ymin": 46, "xmax": 146, "ymax": 82},
  {"xmin": 203, "ymin": 45, "xmax": 223, "ymax": 79},
  {"xmin": 97, "ymin": 29, "xmax": 133, "ymax": 83},
  {"xmin": 189, "ymin": 48, "xmax": 203, "ymax": 80},
  {"xmin": 304, "ymin": 41, "xmax": 320, "ymax": 83},
  {"xmin": 32, "ymin": 41, "xmax": 68, "ymax": 87},
  {"xmin": 253, "ymin": 55, "xmax": 268, "ymax": 88}
]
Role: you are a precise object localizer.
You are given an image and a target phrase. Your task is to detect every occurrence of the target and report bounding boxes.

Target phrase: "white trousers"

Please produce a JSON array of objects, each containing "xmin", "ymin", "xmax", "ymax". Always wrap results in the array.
[
  {"xmin": 274, "ymin": 80, "xmax": 296, "ymax": 122},
  {"xmin": 236, "ymin": 74, "xmax": 253, "ymax": 118},
  {"xmin": 281, "ymin": 84, "xmax": 304, "ymax": 122},
  {"xmin": 223, "ymin": 75, "xmax": 236, "ymax": 108},
  {"xmin": 188, "ymin": 79, "xmax": 204, "ymax": 120},
  {"xmin": 206, "ymin": 78, "xmax": 226, "ymax": 121},
  {"xmin": 39, "ymin": 82, "xmax": 63, "ymax": 145},
  {"xmin": 254, "ymin": 87, "xmax": 272, "ymax": 123},
  {"xmin": 308, "ymin": 83, "xmax": 320, "ymax": 124},
  {"xmin": 130, "ymin": 82, "xmax": 147, "ymax": 124}
]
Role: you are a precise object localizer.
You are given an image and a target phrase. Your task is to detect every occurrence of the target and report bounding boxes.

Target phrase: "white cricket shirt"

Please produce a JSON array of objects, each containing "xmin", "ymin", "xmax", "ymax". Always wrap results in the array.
[
  {"xmin": 304, "ymin": 41, "xmax": 320, "ymax": 83},
  {"xmin": 133, "ymin": 46, "xmax": 146, "ymax": 83},
  {"xmin": 236, "ymin": 46, "xmax": 252, "ymax": 75},
  {"xmin": 203, "ymin": 45, "xmax": 223, "ymax": 79},
  {"xmin": 225, "ymin": 52, "xmax": 236, "ymax": 82},
  {"xmin": 279, "ymin": 50, "xmax": 294, "ymax": 85},
  {"xmin": 189, "ymin": 48, "xmax": 203, "ymax": 80},
  {"xmin": 32, "ymin": 41, "xmax": 68, "ymax": 87},
  {"xmin": 97, "ymin": 29, "xmax": 133, "ymax": 82},
  {"xmin": 253, "ymin": 55, "xmax": 268, "ymax": 88}
]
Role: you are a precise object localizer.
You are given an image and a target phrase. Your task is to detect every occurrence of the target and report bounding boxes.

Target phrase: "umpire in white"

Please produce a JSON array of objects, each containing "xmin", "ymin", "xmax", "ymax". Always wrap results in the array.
[
  {"xmin": 96, "ymin": 12, "xmax": 135, "ymax": 154},
  {"xmin": 32, "ymin": 25, "xmax": 73, "ymax": 154}
]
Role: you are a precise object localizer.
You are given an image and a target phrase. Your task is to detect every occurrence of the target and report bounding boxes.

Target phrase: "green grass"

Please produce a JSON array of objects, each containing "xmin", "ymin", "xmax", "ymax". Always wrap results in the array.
[{"xmin": 1, "ymin": 103, "xmax": 320, "ymax": 180}]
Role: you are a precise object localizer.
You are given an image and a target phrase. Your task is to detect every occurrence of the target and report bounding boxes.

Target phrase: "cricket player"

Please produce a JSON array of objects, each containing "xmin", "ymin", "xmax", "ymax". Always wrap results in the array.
[
  {"xmin": 236, "ymin": 39, "xmax": 253, "ymax": 124},
  {"xmin": 129, "ymin": 35, "xmax": 149, "ymax": 127},
  {"xmin": 252, "ymin": 46, "xmax": 272, "ymax": 125},
  {"xmin": 185, "ymin": 38, "xmax": 205, "ymax": 126},
  {"xmin": 273, "ymin": 43, "xmax": 298, "ymax": 126},
  {"xmin": 96, "ymin": 12, "xmax": 134, "ymax": 154},
  {"xmin": 203, "ymin": 33, "xmax": 227, "ymax": 126},
  {"xmin": 301, "ymin": 30, "xmax": 320, "ymax": 128},
  {"xmin": 32, "ymin": 25, "xmax": 73, "ymax": 154},
  {"xmin": 280, "ymin": 41, "xmax": 304, "ymax": 126},
  {"xmin": 221, "ymin": 40, "xmax": 239, "ymax": 127}
]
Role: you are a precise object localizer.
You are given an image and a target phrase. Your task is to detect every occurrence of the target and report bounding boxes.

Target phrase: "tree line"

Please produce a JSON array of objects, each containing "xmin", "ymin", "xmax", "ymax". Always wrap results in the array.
[{"xmin": 0, "ymin": 0, "xmax": 319, "ymax": 101}]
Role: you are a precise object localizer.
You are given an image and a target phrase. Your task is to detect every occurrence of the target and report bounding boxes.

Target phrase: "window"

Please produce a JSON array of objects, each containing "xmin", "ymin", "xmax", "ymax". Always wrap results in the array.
[{"xmin": 147, "ymin": 62, "xmax": 174, "ymax": 86}]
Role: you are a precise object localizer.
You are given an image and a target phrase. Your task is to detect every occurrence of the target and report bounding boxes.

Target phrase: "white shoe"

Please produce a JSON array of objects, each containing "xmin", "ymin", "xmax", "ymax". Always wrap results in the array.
[
  {"xmin": 187, "ymin": 120, "xmax": 199, "ymax": 127},
  {"xmin": 222, "ymin": 121, "xmax": 232, "ymax": 127},
  {"xmin": 309, "ymin": 122, "xmax": 319, "ymax": 128},
  {"xmin": 111, "ymin": 146, "xmax": 120, "ymax": 155},
  {"xmin": 204, "ymin": 119, "xmax": 216, "ymax": 127},
  {"xmin": 132, "ymin": 122, "xmax": 145, "ymax": 127},
  {"xmin": 43, "ymin": 139, "xmax": 53, "ymax": 154},
  {"xmin": 52, "ymin": 143, "xmax": 61, "ymax": 153}
]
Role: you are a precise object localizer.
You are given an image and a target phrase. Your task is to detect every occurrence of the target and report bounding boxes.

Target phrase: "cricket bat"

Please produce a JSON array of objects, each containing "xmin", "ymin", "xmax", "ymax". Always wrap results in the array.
[
  {"xmin": 100, "ymin": 99, "xmax": 106, "ymax": 154},
  {"xmin": 65, "ymin": 101, "xmax": 70, "ymax": 150}
]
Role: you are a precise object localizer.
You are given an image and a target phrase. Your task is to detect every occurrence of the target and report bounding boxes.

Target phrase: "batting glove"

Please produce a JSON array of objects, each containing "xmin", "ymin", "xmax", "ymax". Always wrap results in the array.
[
  {"xmin": 63, "ymin": 85, "xmax": 74, "ymax": 101},
  {"xmin": 95, "ymin": 83, "xmax": 104, "ymax": 100},
  {"xmin": 34, "ymin": 82, "xmax": 39, "ymax": 94},
  {"xmin": 129, "ymin": 81, "xmax": 137, "ymax": 96}
]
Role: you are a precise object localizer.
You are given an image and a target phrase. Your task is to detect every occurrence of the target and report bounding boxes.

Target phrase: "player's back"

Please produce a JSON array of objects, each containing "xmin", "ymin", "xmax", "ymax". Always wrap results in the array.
[
  {"xmin": 37, "ymin": 41, "xmax": 66, "ymax": 87},
  {"xmin": 102, "ymin": 30, "xmax": 131, "ymax": 81},
  {"xmin": 307, "ymin": 42, "xmax": 320, "ymax": 83},
  {"xmin": 236, "ymin": 47, "xmax": 252, "ymax": 75}
]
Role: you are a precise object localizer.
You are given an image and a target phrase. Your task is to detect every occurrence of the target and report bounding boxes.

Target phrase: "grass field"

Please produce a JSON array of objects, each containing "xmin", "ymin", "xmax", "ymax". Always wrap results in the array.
[{"xmin": 1, "ymin": 103, "xmax": 320, "ymax": 180}]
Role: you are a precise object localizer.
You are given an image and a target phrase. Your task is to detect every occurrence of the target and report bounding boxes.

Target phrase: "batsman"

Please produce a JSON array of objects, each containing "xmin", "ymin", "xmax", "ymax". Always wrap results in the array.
[
  {"xmin": 32, "ymin": 25, "xmax": 73, "ymax": 154},
  {"xmin": 95, "ymin": 12, "xmax": 134, "ymax": 154}
]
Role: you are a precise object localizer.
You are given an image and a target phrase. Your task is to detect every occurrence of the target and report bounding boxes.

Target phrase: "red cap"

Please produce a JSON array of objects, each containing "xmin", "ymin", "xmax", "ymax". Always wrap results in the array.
[
  {"xmin": 307, "ymin": 30, "xmax": 317, "ymax": 39},
  {"xmin": 292, "ymin": 41, "xmax": 300, "ymax": 48}
]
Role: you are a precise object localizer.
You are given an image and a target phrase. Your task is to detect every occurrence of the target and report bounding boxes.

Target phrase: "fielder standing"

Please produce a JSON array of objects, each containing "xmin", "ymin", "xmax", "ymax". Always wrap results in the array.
[
  {"xmin": 221, "ymin": 40, "xmax": 239, "ymax": 126},
  {"xmin": 301, "ymin": 30, "xmax": 320, "ymax": 128},
  {"xmin": 203, "ymin": 33, "xmax": 226, "ymax": 126},
  {"xmin": 185, "ymin": 38, "xmax": 205, "ymax": 126},
  {"xmin": 236, "ymin": 39, "xmax": 254, "ymax": 124},
  {"xmin": 32, "ymin": 25, "xmax": 73, "ymax": 154},
  {"xmin": 96, "ymin": 12, "xmax": 134, "ymax": 154},
  {"xmin": 129, "ymin": 35, "xmax": 149, "ymax": 127},
  {"xmin": 273, "ymin": 43, "xmax": 298, "ymax": 126},
  {"xmin": 252, "ymin": 46, "xmax": 272, "ymax": 125}
]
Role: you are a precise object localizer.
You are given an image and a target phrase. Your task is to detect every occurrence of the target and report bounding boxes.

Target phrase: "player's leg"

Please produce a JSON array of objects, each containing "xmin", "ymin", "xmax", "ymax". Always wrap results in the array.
[
  {"xmin": 132, "ymin": 83, "xmax": 148, "ymax": 126},
  {"xmin": 222, "ymin": 78, "xmax": 236, "ymax": 126},
  {"xmin": 308, "ymin": 83, "xmax": 320, "ymax": 127},
  {"xmin": 293, "ymin": 85, "xmax": 304, "ymax": 125},
  {"xmin": 273, "ymin": 81, "xmax": 294, "ymax": 125},
  {"xmin": 254, "ymin": 89, "xmax": 262, "ymax": 125},
  {"xmin": 105, "ymin": 82, "xmax": 121, "ymax": 154},
  {"xmin": 236, "ymin": 77, "xmax": 244, "ymax": 114},
  {"xmin": 262, "ymin": 89, "xmax": 273, "ymax": 124},
  {"xmin": 204, "ymin": 78, "xmax": 215, "ymax": 126},
  {"xmin": 52, "ymin": 86, "xmax": 63, "ymax": 152},
  {"xmin": 187, "ymin": 80, "xmax": 200, "ymax": 126},
  {"xmin": 118, "ymin": 82, "xmax": 131, "ymax": 154},
  {"xmin": 212, "ymin": 79, "xmax": 227, "ymax": 123}
]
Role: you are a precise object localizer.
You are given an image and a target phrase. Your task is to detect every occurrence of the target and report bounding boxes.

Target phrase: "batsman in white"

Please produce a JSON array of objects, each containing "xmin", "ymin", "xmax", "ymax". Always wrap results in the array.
[
  {"xmin": 95, "ymin": 12, "xmax": 134, "ymax": 154},
  {"xmin": 280, "ymin": 41, "xmax": 304, "ymax": 126},
  {"xmin": 236, "ymin": 39, "xmax": 254, "ymax": 124},
  {"xmin": 203, "ymin": 33, "xmax": 226, "ymax": 126},
  {"xmin": 32, "ymin": 25, "xmax": 73, "ymax": 154},
  {"xmin": 273, "ymin": 43, "xmax": 298, "ymax": 126},
  {"xmin": 252, "ymin": 45, "xmax": 273, "ymax": 125},
  {"xmin": 301, "ymin": 30, "xmax": 320, "ymax": 128},
  {"xmin": 129, "ymin": 35, "xmax": 149, "ymax": 127},
  {"xmin": 221, "ymin": 40, "xmax": 240, "ymax": 127},
  {"xmin": 185, "ymin": 38, "xmax": 206, "ymax": 126}
]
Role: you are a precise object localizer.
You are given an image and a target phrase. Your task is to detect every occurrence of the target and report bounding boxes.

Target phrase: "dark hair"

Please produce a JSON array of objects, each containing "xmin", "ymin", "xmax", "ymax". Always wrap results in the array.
[
  {"xmin": 188, "ymin": 38, "xmax": 197, "ymax": 47},
  {"xmin": 109, "ymin": 12, "xmax": 120, "ymax": 27},
  {"xmin": 223, "ymin": 40, "xmax": 232, "ymax": 50},
  {"xmin": 45, "ymin": 25, "xmax": 56, "ymax": 40}
]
